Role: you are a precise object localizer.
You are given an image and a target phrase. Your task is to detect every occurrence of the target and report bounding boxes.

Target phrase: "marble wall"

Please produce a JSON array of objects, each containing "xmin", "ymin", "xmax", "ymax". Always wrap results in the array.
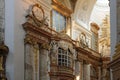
[{"xmin": 0, "ymin": 0, "xmax": 5, "ymax": 43}]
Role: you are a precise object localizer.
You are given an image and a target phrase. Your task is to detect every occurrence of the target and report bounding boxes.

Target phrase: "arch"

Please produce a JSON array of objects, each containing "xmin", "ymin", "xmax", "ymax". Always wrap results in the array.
[{"xmin": 74, "ymin": 0, "xmax": 96, "ymax": 30}]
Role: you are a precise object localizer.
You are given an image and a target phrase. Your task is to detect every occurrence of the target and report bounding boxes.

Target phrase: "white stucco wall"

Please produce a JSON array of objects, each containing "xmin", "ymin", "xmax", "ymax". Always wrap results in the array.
[
  {"xmin": 110, "ymin": 0, "xmax": 117, "ymax": 59},
  {"xmin": 5, "ymin": 0, "xmax": 51, "ymax": 80},
  {"xmin": 5, "ymin": 0, "xmax": 14, "ymax": 80},
  {"xmin": 110, "ymin": 0, "xmax": 117, "ymax": 80}
]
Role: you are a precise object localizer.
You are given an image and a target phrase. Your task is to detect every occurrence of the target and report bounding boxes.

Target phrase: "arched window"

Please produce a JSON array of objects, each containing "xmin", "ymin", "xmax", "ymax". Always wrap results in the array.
[{"xmin": 58, "ymin": 48, "xmax": 72, "ymax": 67}]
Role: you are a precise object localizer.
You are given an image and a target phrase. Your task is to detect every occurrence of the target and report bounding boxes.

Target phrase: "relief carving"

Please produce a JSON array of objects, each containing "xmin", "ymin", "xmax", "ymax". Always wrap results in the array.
[
  {"xmin": 50, "ymin": 40, "xmax": 58, "ymax": 64},
  {"xmin": 79, "ymin": 33, "xmax": 89, "ymax": 48},
  {"xmin": 26, "ymin": 4, "xmax": 48, "ymax": 27}
]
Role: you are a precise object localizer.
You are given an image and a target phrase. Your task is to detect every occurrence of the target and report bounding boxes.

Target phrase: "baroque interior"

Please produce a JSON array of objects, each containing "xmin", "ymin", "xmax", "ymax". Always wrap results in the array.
[
  {"xmin": 22, "ymin": 0, "xmax": 110, "ymax": 80},
  {"xmin": 1, "ymin": 0, "xmax": 117, "ymax": 80}
]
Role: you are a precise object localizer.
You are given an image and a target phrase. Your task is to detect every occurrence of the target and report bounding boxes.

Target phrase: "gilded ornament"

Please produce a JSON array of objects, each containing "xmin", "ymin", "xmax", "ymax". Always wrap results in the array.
[
  {"xmin": 41, "ymin": 43, "xmax": 50, "ymax": 50},
  {"xmin": 24, "ymin": 37, "xmax": 33, "ymax": 44}
]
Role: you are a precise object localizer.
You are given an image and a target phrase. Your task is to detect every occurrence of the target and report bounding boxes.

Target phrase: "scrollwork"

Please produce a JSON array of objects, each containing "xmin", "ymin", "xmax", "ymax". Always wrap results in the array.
[{"xmin": 26, "ymin": 4, "xmax": 48, "ymax": 27}]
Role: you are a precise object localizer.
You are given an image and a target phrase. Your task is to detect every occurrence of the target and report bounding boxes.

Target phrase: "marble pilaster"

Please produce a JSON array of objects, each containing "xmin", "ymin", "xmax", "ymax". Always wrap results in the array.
[
  {"xmin": 25, "ymin": 42, "xmax": 40, "ymax": 80},
  {"xmin": 33, "ymin": 44, "xmax": 39, "ymax": 80},
  {"xmin": 75, "ymin": 61, "xmax": 80, "ymax": 80},
  {"xmin": 39, "ymin": 43, "xmax": 50, "ymax": 80},
  {"xmin": 25, "ymin": 43, "xmax": 34, "ymax": 80},
  {"xmin": 83, "ymin": 62, "xmax": 90, "ymax": 80}
]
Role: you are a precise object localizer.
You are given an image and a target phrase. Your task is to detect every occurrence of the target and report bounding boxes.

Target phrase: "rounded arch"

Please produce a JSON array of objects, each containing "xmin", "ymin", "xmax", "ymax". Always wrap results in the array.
[{"xmin": 74, "ymin": 0, "xmax": 96, "ymax": 29}]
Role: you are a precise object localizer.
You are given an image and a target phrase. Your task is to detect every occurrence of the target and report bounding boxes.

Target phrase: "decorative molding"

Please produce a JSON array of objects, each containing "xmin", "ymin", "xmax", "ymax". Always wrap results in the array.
[
  {"xmin": 22, "ymin": 4, "xmax": 110, "ymax": 80},
  {"xmin": 40, "ymin": 43, "xmax": 50, "ymax": 50}
]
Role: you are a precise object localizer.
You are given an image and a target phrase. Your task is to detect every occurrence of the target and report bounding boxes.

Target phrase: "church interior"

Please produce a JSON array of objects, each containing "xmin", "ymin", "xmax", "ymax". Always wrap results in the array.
[{"xmin": 0, "ymin": 0, "xmax": 120, "ymax": 80}]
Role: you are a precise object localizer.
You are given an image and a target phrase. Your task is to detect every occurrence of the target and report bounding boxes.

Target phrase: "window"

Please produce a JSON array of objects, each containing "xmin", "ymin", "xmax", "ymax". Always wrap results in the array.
[
  {"xmin": 52, "ymin": 10, "xmax": 66, "ymax": 32},
  {"xmin": 58, "ymin": 48, "xmax": 72, "ymax": 67}
]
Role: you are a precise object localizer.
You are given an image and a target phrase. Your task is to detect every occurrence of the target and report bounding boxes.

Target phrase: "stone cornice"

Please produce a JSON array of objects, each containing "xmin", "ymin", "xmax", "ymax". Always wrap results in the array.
[
  {"xmin": 76, "ymin": 46, "xmax": 101, "ymax": 66},
  {"xmin": 23, "ymin": 22, "xmax": 75, "ymax": 45},
  {"xmin": 108, "ymin": 58, "xmax": 120, "ymax": 69},
  {"xmin": 23, "ymin": 21, "xmax": 110, "ymax": 67}
]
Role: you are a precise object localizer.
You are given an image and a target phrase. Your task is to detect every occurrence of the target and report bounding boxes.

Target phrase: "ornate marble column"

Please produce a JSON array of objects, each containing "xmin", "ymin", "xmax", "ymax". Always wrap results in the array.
[
  {"xmin": 33, "ymin": 43, "xmax": 40, "ymax": 80},
  {"xmin": 75, "ymin": 60, "xmax": 80, "ymax": 80},
  {"xmin": 83, "ymin": 61, "xmax": 90, "ymax": 80},
  {"xmin": 24, "ymin": 38, "xmax": 40, "ymax": 80},
  {"xmin": 39, "ymin": 43, "xmax": 50, "ymax": 80},
  {"xmin": 75, "ymin": 60, "xmax": 83, "ymax": 80},
  {"xmin": 24, "ymin": 41, "xmax": 34, "ymax": 80}
]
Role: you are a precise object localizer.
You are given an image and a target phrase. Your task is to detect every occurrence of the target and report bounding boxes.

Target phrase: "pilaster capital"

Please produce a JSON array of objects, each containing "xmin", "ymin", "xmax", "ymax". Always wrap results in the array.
[
  {"xmin": 40, "ymin": 43, "xmax": 50, "ymax": 50},
  {"xmin": 24, "ymin": 35, "xmax": 33, "ymax": 45}
]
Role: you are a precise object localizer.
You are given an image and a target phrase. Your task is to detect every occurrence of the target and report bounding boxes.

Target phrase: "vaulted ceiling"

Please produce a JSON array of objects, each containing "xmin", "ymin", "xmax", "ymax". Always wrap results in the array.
[{"xmin": 54, "ymin": 0, "xmax": 110, "ymax": 29}]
